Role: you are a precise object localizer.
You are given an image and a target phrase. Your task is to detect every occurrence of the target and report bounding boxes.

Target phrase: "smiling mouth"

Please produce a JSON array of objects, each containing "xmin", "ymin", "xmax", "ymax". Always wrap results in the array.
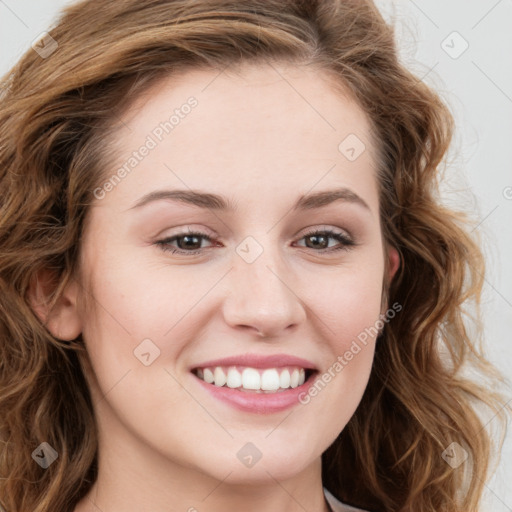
[{"xmin": 192, "ymin": 366, "xmax": 317, "ymax": 393}]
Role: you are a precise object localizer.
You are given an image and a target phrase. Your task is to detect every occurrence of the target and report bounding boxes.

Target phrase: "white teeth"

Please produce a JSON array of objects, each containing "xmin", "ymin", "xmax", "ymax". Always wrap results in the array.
[
  {"xmin": 214, "ymin": 367, "xmax": 226, "ymax": 387},
  {"xmin": 242, "ymin": 368, "xmax": 261, "ymax": 390},
  {"xmin": 279, "ymin": 369, "xmax": 291, "ymax": 389},
  {"xmin": 290, "ymin": 369, "xmax": 300, "ymax": 388},
  {"xmin": 226, "ymin": 368, "xmax": 242, "ymax": 388},
  {"xmin": 203, "ymin": 368, "xmax": 214, "ymax": 384},
  {"xmin": 261, "ymin": 369, "xmax": 280, "ymax": 391},
  {"xmin": 196, "ymin": 365, "xmax": 311, "ymax": 392}
]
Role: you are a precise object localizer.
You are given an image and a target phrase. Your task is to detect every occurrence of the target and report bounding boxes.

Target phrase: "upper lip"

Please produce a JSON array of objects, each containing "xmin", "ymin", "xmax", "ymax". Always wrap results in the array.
[{"xmin": 191, "ymin": 353, "xmax": 318, "ymax": 371}]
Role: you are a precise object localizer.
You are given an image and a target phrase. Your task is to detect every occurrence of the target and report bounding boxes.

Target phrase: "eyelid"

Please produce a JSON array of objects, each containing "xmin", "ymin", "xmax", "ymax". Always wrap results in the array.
[
  {"xmin": 298, "ymin": 224, "xmax": 352, "ymax": 238},
  {"xmin": 156, "ymin": 225, "xmax": 217, "ymax": 240},
  {"xmin": 157, "ymin": 224, "xmax": 352, "ymax": 241}
]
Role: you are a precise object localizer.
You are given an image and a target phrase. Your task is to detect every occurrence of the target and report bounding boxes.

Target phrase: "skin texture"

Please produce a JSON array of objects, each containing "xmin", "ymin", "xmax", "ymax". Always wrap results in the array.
[{"xmin": 41, "ymin": 62, "xmax": 399, "ymax": 512}]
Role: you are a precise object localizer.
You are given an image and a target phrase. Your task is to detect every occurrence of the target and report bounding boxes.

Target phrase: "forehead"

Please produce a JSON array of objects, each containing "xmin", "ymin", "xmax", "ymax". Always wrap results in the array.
[
  {"xmin": 119, "ymin": 61, "xmax": 376, "ymax": 149},
  {"xmin": 99, "ymin": 61, "xmax": 380, "ymax": 213}
]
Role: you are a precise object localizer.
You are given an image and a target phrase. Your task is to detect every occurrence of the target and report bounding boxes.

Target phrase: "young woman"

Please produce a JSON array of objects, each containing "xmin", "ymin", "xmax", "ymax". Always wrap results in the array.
[{"xmin": 0, "ymin": 1, "xmax": 509, "ymax": 511}]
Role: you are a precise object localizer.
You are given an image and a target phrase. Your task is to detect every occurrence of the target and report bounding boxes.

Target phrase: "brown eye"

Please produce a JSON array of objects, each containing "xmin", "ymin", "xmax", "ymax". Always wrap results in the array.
[
  {"xmin": 156, "ymin": 230, "xmax": 215, "ymax": 255},
  {"xmin": 296, "ymin": 229, "xmax": 355, "ymax": 252}
]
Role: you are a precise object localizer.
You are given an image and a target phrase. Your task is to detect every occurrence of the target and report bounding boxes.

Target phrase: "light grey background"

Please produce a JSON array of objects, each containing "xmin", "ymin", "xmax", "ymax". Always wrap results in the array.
[{"xmin": 1, "ymin": 0, "xmax": 511, "ymax": 509}]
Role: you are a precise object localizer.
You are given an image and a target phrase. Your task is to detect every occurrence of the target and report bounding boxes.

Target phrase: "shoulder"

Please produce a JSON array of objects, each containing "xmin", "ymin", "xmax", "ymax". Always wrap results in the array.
[{"xmin": 324, "ymin": 487, "xmax": 370, "ymax": 512}]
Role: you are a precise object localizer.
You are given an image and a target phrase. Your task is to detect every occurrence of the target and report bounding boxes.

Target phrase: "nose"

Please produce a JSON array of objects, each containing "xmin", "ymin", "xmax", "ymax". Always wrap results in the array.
[{"xmin": 221, "ymin": 243, "xmax": 306, "ymax": 339}]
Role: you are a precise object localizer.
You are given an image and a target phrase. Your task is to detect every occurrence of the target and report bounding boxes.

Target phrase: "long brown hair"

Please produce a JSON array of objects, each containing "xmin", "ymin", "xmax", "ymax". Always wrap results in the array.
[{"xmin": 0, "ymin": 1, "xmax": 509, "ymax": 511}]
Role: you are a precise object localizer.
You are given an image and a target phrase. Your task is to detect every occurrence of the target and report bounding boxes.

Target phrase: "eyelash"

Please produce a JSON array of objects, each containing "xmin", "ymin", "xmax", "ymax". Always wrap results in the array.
[{"xmin": 155, "ymin": 228, "xmax": 356, "ymax": 256}]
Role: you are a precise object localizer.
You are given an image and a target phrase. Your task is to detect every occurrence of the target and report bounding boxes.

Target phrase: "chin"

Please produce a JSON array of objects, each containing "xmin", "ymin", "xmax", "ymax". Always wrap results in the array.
[{"xmin": 195, "ymin": 446, "xmax": 315, "ymax": 484}]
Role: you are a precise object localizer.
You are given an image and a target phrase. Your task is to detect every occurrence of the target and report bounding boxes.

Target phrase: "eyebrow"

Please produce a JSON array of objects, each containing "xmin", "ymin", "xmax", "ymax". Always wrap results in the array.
[{"xmin": 127, "ymin": 187, "xmax": 371, "ymax": 213}]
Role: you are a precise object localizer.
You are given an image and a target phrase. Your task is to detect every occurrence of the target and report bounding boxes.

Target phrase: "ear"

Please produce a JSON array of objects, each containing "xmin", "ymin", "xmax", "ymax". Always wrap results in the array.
[
  {"xmin": 380, "ymin": 245, "xmax": 401, "ymax": 316},
  {"xmin": 386, "ymin": 245, "xmax": 400, "ymax": 283},
  {"xmin": 28, "ymin": 268, "xmax": 82, "ymax": 341}
]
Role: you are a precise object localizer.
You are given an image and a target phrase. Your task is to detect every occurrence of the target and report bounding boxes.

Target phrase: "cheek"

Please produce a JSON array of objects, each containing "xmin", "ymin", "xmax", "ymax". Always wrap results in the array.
[
  {"xmin": 79, "ymin": 248, "xmax": 187, "ymax": 349},
  {"xmin": 76, "ymin": 251, "xmax": 176, "ymax": 396},
  {"xmin": 77, "ymin": 245, "xmax": 223, "ymax": 440},
  {"xmin": 298, "ymin": 258, "xmax": 384, "ymax": 413},
  {"xmin": 311, "ymin": 259, "xmax": 385, "ymax": 348},
  {"xmin": 77, "ymin": 260, "xmax": 201, "ymax": 458}
]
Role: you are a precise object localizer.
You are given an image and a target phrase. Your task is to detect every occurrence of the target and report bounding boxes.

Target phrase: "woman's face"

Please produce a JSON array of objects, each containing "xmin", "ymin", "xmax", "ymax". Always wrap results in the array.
[{"xmin": 72, "ymin": 62, "xmax": 399, "ymax": 483}]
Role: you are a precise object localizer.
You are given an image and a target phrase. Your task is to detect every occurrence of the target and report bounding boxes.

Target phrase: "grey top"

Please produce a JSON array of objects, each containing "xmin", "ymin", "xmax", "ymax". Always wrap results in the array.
[{"xmin": 324, "ymin": 488, "xmax": 368, "ymax": 512}]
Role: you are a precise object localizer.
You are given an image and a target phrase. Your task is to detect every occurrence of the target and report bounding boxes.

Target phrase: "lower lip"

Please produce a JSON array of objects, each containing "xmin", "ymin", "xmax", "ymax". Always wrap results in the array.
[{"xmin": 193, "ymin": 373, "xmax": 317, "ymax": 414}]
